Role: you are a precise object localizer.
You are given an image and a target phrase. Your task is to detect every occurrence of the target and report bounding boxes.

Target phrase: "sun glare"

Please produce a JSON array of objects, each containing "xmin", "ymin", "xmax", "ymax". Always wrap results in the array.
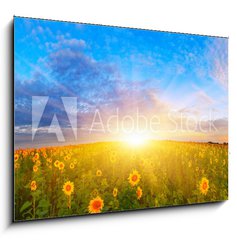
[{"xmin": 124, "ymin": 134, "xmax": 148, "ymax": 147}]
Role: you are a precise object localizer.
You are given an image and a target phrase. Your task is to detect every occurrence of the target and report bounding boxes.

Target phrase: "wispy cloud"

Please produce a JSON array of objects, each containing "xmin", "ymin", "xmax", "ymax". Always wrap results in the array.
[
  {"xmin": 14, "ymin": 17, "xmax": 228, "ymax": 146},
  {"xmin": 207, "ymin": 38, "xmax": 228, "ymax": 89}
]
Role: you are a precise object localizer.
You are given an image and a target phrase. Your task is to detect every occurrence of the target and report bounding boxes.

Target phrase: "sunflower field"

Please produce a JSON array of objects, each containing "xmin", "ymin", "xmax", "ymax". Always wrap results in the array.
[{"xmin": 14, "ymin": 140, "xmax": 228, "ymax": 221}]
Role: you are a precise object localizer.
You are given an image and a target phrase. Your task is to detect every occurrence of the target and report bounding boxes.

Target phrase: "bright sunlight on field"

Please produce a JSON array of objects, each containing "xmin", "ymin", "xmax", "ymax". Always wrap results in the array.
[
  {"xmin": 123, "ymin": 133, "xmax": 148, "ymax": 147},
  {"xmin": 14, "ymin": 140, "xmax": 228, "ymax": 221}
]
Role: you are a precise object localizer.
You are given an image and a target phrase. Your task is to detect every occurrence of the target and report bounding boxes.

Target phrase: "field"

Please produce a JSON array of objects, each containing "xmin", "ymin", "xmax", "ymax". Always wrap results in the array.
[{"xmin": 14, "ymin": 140, "xmax": 228, "ymax": 221}]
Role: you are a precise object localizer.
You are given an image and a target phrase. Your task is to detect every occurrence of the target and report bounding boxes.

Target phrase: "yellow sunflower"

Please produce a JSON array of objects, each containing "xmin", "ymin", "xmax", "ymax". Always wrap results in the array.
[
  {"xmin": 14, "ymin": 162, "xmax": 20, "ymax": 170},
  {"xmin": 136, "ymin": 186, "xmax": 143, "ymax": 200},
  {"xmin": 70, "ymin": 163, "xmax": 75, "ymax": 169},
  {"xmin": 96, "ymin": 169, "xmax": 102, "ymax": 177},
  {"xmin": 62, "ymin": 181, "xmax": 74, "ymax": 196},
  {"xmin": 188, "ymin": 161, "xmax": 192, "ymax": 168},
  {"xmin": 33, "ymin": 165, "xmax": 38, "ymax": 172},
  {"xmin": 36, "ymin": 160, "xmax": 41, "ymax": 166},
  {"xmin": 88, "ymin": 196, "xmax": 104, "ymax": 214},
  {"xmin": 110, "ymin": 155, "xmax": 117, "ymax": 164},
  {"xmin": 128, "ymin": 170, "xmax": 141, "ymax": 187},
  {"xmin": 113, "ymin": 188, "xmax": 118, "ymax": 197},
  {"xmin": 22, "ymin": 150, "xmax": 28, "ymax": 157},
  {"xmin": 223, "ymin": 159, "xmax": 226, "ymax": 166},
  {"xmin": 199, "ymin": 177, "xmax": 209, "ymax": 195},
  {"xmin": 14, "ymin": 153, "xmax": 19, "ymax": 162},
  {"xmin": 54, "ymin": 160, "xmax": 60, "ymax": 167},
  {"xmin": 33, "ymin": 153, "xmax": 40, "ymax": 161},
  {"xmin": 58, "ymin": 162, "xmax": 65, "ymax": 171},
  {"xmin": 30, "ymin": 180, "xmax": 37, "ymax": 191},
  {"xmin": 64, "ymin": 155, "xmax": 70, "ymax": 161},
  {"xmin": 73, "ymin": 159, "xmax": 78, "ymax": 164}
]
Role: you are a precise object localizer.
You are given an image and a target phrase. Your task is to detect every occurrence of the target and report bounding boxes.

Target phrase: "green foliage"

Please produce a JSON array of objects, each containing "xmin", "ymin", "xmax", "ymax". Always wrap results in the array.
[
  {"xmin": 14, "ymin": 141, "xmax": 228, "ymax": 221},
  {"xmin": 20, "ymin": 201, "xmax": 31, "ymax": 213}
]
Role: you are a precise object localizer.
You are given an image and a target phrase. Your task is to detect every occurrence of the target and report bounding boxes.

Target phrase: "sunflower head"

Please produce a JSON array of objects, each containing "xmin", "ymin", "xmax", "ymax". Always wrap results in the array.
[
  {"xmin": 113, "ymin": 188, "xmax": 118, "ymax": 197},
  {"xmin": 58, "ymin": 162, "xmax": 65, "ymax": 171},
  {"xmin": 70, "ymin": 163, "xmax": 75, "ymax": 169},
  {"xmin": 22, "ymin": 150, "xmax": 28, "ymax": 157},
  {"xmin": 36, "ymin": 160, "xmax": 41, "ymax": 167},
  {"xmin": 64, "ymin": 155, "xmax": 70, "ymax": 161},
  {"xmin": 199, "ymin": 177, "xmax": 209, "ymax": 195},
  {"xmin": 14, "ymin": 153, "xmax": 19, "ymax": 162},
  {"xmin": 34, "ymin": 153, "xmax": 40, "ymax": 161},
  {"xmin": 110, "ymin": 155, "xmax": 117, "ymax": 164},
  {"xmin": 30, "ymin": 180, "xmax": 37, "ymax": 191},
  {"xmin": 14, "ymin": 162, "xmax": 20, "ymax": 170},
  {"xmin": 136, "ymin": 186, "xmax": 143, "ymax": 200},
  {"xmin": 223, "ymin": 159, "xmax": 226, "ymax": 166},
  {"xmin": 96, "ymin": 169, "xmax": 102, "ymax": 177},
  {"xmin": 88, "ymin": 196, "xmax": 104, "ymax": 214},
  {"xmin": 73, "ymin": 159, "xmax": 78, "ymax": 164},
  {"xmin": 62, "ymin": 181, "xmax": 74, "ymax": 196},
  {"xmin": 33, "ymin": 165, "xmax": 38, "ymax": 172},
  {"xmin": 128, "ymin": 170, "xmax": 141, "ymax": 187},
  {"xmin": 54, "ymin": 160, "xmax": 60, "ymax": 167}
]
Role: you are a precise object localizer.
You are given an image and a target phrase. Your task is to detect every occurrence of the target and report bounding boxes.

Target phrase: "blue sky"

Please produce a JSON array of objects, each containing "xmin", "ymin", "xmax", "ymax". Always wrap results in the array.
[{"xmin": 14, "ymin": 17, "xmax": 228, "ymax": 147}]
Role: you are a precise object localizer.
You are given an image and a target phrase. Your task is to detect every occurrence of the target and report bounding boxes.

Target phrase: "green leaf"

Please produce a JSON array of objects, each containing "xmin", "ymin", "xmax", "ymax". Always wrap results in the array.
[
  {"xmin": 20, "ymin": 201, "xmax": 32, "ymax": 213},
  {"xmin": 22, "ymin": 208, "xmax": 33, "ymax": 218},
  {"xmin": 38, "ymin": 199, "xmax": 50, "ymax": 208},
  {"xmin": 36, "ymin": 209, "xmax": 49, "ymax": 218}
]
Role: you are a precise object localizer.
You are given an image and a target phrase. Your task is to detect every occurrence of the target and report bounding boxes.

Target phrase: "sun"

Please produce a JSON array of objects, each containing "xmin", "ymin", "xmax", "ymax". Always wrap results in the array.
[{"xmin": 124, "ymin": 133, "xmax": 148, "ymax": 147}]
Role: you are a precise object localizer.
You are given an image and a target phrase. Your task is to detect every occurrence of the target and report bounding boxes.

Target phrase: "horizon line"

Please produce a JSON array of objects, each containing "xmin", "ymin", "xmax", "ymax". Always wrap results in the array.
[{"xmin": 14, "ymin": 138, "xmax": 228, "ymax": 151}]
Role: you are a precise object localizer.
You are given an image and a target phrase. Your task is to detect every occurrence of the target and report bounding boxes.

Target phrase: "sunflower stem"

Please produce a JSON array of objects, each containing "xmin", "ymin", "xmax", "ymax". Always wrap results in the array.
[{"xmin": 33, "ymin": 195, "xmax": 36, "ymax": 219}]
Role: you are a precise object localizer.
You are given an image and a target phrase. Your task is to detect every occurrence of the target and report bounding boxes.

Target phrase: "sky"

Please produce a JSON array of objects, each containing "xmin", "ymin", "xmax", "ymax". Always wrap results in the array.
[{"xmin": 14, "ymin": 17, "xmax": 228, "ymax": 148}]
